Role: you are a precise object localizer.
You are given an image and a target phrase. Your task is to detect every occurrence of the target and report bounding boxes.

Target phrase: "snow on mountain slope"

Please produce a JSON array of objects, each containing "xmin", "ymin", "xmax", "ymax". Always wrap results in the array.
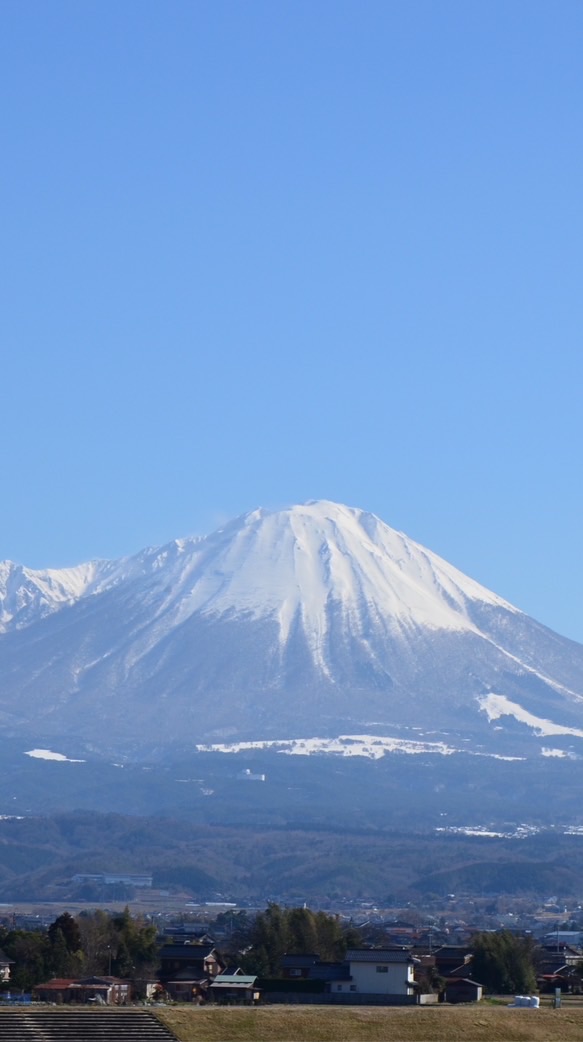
[
  {"xmin": 0, "ymin": 501, "xmax": 518, "ymax": 660},
  {"xmin": 0, "ymin": 500, "xmax": 582, "ymax": 758},
  {"xmin": 0, "ymin": 537, "xmax": 204, "ymax": 633},
  {"xmin": 167, "ymin": 501, "xmax": 519, "ymax": 654},
  {"xmin": 0, "ymin": 559, "xmax": 104, "ymax": 630}
]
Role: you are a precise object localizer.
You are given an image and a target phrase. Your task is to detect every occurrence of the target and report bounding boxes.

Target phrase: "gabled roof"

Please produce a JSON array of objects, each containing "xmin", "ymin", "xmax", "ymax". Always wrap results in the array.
[
  {"xmin": 347, "ymin": 948, "xmax": 417, "ymax": 964},
  {"xmin": 210, "ymin": 975, "xmax": 257, "ymax": 986},
  {"xmin": 34, "ymin": 976, "xmax": 129, "ymax": 991},
  {"xmin": 33, "ymin": 979, "xmax": 76, "ymax": 990},
  {"xmin": 75, "ymin": 976, "xmax": 126, "ymax": 986}
]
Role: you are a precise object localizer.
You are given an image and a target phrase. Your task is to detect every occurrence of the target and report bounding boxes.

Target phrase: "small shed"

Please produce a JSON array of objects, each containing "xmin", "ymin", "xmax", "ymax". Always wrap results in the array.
[{"xmin": 444, "ymin": 977, "xmax": 483, "ymax": 1004}]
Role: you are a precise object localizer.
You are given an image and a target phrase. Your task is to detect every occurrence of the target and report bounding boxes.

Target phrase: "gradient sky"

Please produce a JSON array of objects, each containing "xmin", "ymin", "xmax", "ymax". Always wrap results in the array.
[{"xmin": 2, "ymin": 1, "xmax": 582, "ymax": 641}]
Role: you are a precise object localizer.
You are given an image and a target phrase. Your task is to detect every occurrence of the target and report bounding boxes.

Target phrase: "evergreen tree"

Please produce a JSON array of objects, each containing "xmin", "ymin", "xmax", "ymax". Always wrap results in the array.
[
  {"xmin": 48, "ymin": 912, "xmax": 82, "ymax": 955},
  {"xmin": 112, "ymin": 907, "xmax": 158, "ymax": 975},
  {"xmin": 240, "ymin": 904, "xmax": 363, "ymax": 977},
  {"xmin": 242, "ymin": 903, "xmax": 290, "ymax": 976},
  {"xmin": 0, "ymin": 930, "xmax": 51, "ymax": 992},
  {"xmin": 287, "ymin": 907, "xmax": 319, "ymax": 954},
  {"xmin": 47, "ymin": 927, "xmax": 85, "ymax": 979},
  {"xmin": 471, "ymin": 930, "xmax": 537, "ymax": 994}
]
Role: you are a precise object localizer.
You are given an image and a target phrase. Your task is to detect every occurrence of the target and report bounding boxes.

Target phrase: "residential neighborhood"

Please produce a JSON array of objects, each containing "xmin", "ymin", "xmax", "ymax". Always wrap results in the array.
[{"xmin": 2, "ymin": 900, "xmax": 583, "ymax": 1009}]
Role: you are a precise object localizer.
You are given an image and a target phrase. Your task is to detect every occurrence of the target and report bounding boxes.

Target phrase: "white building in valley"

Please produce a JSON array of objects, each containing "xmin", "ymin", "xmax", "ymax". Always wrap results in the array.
[{"xmin": 341, "ymin": 949, "xmax": 418, "ymax": 996}]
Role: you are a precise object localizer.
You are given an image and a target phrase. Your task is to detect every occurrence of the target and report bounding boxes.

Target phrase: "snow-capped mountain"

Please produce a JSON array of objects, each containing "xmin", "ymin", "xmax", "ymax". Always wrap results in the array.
[{"xmin": 1, "ymin": 500, "xmax": 583, "ymax": 759}]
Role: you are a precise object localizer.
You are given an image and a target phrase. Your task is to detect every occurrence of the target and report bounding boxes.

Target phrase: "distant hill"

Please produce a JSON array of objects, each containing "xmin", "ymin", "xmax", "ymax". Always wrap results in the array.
[{"xmin": 1, "ymin": 809, "xmax": 583, "ymax": 904}]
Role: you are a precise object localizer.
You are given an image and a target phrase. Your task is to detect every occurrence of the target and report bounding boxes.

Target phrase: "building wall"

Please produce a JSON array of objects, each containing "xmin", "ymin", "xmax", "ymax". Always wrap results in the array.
[{"xmin": 348, "ymin": 959, "xmax": 414, "ymax": 996}]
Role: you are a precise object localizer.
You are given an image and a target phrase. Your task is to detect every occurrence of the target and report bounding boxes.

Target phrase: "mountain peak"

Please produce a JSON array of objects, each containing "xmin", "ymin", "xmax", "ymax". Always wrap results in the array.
[
  {"xmin": 1, "ymin": 501, "xmax": 582, "ymax": 758},
  {"xmin": 187, "ymin": 499, "xmax": 516, "ymax": 645}
]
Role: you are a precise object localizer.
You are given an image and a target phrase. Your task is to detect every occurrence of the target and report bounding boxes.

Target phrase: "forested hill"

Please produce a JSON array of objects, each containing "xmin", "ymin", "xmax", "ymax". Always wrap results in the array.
[{"xmin": 0, "ymin": 811, "xmax": 583, "ymax": 903}]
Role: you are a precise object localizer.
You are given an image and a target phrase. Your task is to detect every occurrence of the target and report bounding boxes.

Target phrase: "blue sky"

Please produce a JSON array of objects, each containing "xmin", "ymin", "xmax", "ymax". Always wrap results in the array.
[{"xmin": 2, "ymin": 1, "xmax": 582, "ymax": 640}]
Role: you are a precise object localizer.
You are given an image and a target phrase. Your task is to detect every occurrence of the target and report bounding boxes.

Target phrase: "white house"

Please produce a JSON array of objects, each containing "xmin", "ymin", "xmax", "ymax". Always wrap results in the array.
[
  {"xmin": 340, "ymin": 949, "xmax": 418, "ymax": 997},
  {"xmin": 0, "ymin": 948, "xmax": 12, "ymax": 982}
]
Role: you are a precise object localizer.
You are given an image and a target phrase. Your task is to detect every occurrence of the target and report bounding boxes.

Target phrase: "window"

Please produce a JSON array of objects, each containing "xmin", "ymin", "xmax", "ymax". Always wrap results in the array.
[
  {"xmin": 336, "ymin": 984, "xmax": 343, "ymax": 991},
  {"xmin": 376, "ymin": 965, "xmax": 389, "ymax": 973},
  {"xmin": 288, "ymin": 969, "xmax": 302, "ymax": 977},
  {"xmin": 350, "ymin": 985, "xmax": 356, "ymax": 992}
]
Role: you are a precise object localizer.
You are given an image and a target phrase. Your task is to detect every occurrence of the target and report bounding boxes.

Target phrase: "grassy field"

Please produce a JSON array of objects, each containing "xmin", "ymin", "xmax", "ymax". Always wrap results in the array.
[{"xmin": 156, "ymin": 1003, "xmax": 583, "ymax": 1042}]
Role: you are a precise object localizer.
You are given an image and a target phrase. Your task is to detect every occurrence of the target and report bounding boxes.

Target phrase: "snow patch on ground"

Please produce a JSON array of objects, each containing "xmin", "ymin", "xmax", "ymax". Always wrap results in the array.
[
  {"xmin": 25, "ymin": 748, "xmax": 85, "ymax": 763},
  {"xmin": 478, "ymin": 694, "xmax": 583, "ymax": 738},
  {"xmin": 436, "ymin": 824, "xmax": 539, "ymax": 839},
  {"xmin": 435, "ymin": 826, "xmax": 508, "ymax": 838},
  {"xmin": 196, "ymin": 734, "xmax": 522, "ymax": 761},
  {"xmin": 541, "ymin": 747, "xmax": 579, "ymax": 759}
]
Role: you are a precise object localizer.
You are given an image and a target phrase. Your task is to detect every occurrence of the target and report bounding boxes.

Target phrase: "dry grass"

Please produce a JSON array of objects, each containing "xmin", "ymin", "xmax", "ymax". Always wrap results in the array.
[{"xmin": 156, "ymin": 1003, "xmax": 583, "ymax": 1042}]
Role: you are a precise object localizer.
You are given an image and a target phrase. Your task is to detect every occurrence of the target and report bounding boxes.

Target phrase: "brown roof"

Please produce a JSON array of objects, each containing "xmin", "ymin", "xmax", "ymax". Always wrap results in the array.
[{"xmin": 34, "ymin": 979, "xmax": 76, "ymax": 990}]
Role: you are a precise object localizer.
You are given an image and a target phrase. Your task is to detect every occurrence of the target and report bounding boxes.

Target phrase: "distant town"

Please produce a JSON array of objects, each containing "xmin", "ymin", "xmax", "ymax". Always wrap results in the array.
[{"xmin": 1, "ymin": 887, "xmax": 583, "ymax": 1010}]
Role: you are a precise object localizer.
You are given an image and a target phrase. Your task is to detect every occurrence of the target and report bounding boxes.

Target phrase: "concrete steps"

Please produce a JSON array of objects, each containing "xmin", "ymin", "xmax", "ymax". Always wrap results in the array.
[{"xmin": 0, "ymin": 1010, "xmax": 179, "ymax": 1041}]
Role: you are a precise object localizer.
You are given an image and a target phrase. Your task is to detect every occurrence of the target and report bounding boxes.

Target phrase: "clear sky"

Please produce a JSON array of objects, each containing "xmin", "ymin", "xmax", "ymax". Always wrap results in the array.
[{"xmin": 2, "ymin": 1, "xmax": 582, "ymax": 641}]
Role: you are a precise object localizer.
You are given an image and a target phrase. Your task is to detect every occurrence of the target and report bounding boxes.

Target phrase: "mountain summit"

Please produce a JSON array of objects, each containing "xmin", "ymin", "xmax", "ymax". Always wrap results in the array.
[{"xmin": 1, "ymin": 500, "xmax": 583, "ymax": 758}]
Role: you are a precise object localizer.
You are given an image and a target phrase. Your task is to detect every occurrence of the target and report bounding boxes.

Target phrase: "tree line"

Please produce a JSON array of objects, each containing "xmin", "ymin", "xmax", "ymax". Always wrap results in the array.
[
  {"xmin": 0, "ymin": 909, "xmax": 158, "ymax": 992},
  {"xmin": 0, "ymin": 904, "xmax": 549, "ymax": 997}
]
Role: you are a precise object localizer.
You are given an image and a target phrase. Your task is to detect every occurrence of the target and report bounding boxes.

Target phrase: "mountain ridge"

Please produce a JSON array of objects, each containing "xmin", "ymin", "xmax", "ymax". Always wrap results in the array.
[
  {"xmin": 0, "ymin": 501, "xmax": 516, "ymax": 638},
  {"xmin": 0, "ymin": 500, "xmax": 582, "ymax": 760}
]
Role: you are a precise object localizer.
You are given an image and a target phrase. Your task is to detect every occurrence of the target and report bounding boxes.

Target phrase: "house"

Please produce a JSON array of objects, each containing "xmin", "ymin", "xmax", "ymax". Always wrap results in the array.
[
  {"xmin": 209, "ymin": 974, "xmax": 260, "ymax": 1004},
  {"xmin": 32, "ymin": 978, "xmax": 76, "ymax": 1004},
  {"xmin": 537, "ymin": 966, "xmax": 583, "ymax": 994},
  {"xmin": 536, "ymin": 946, "xmax": 583, "ymax": 994},
  {"xmin": 0, "ymin": 948, "xmax": 13, "ymax": 982},
  {"xmin": 158, "ymin": 942, "xmax": 225, "ymax": 1003},
  {"xmin": 342, "ymin": 949, "xmax": 419, "ymax": 998},
  {"xmin": 538, "ymin": 943, "xmax": 583, "ymax": 973},
  {"xmin": 281, "ymin": 949, "xmax": 418, "ymax": 997},
  {"xmin": 70, "ymin": 976, "xmax": 131, "ymax": 1005},
  {"xmin": 269, "ymin": 948, "xmax": 420, "ymax": 1004},
  {"xmin": 33, "ymin": 976, "xmax": 131, "ymax": 1005}
]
